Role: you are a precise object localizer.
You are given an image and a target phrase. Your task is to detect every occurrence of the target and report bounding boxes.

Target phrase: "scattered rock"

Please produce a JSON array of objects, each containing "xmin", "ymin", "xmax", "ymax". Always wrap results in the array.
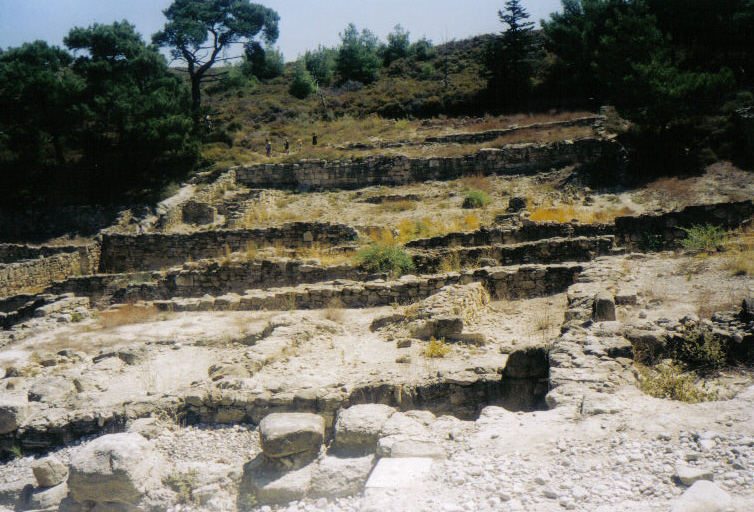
[
  {"xmin": 670, "ymin": 480, "xmax": 733, "ymax": 512},
  {"xmin": 25, "ymin": 482, "xmax": 69, "ymax": 510},
  {"xmin": 259, "ymin": 413, "xmax": 325, "ymax": 459},
  {"xmin": 333, "ymin": 404, "xmax": 396, "ymax": 453},
  {"xmin": 675, "ymin": 464, "xmax": 714, "ymax": 486},
  {"xmin": 309, "ymin": 455, "xmax": 375, "ymax": 498},
  {"xmin": 68, "ymin": 433, "xmax": 166, "ymax": 505},
  {"xmin": 32, "ymin": 456, "xmax": 68, "ymax": 487},
  {"xmin": 0, "ymin": 394, "xmax": 29, "ymax": 434},
  {"xmin": 241, "ymin": 457, "xmax": 313, "ymax": 506},
  {"xmin": 507, "ymin": 197, "xmax": 527, "ymax": 212}
]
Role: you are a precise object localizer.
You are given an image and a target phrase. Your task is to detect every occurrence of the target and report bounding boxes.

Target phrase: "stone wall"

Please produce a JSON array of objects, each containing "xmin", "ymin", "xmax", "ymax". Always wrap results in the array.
[
  {"xmin": 234, "ymin": 138, "xmax": 621, "ymax": 191},
  {"xmin": 615, "ymin": 200, "xmax": 754, "ymax": 248},
  {"xmin": 116, "ymin": 259, "xmax": 384, "ymax": 302},
  {"xmin": 0, "ymin": 243, "xmax": 99, "ymax": 273},
  {"xmin": 422, "ymin": 116, "xmax": 602, "ymax": 145},
  {"xmin": 0, "ymin": 252, "xmax": 84, "ymax": 298},
  {"xmin": 411, "ymin": 236, "xmax": 615, "ymax": 273},
  {"xmin": 99, "ymin": 222, "xmax": 358, "ymax": 273},
  {"xmin": 149, "ymin": 263, "xmax": 582, "ymax": 312},
  {"xmin": 406, "ymin": 221, "xmax": 614, "ymax": 249}
]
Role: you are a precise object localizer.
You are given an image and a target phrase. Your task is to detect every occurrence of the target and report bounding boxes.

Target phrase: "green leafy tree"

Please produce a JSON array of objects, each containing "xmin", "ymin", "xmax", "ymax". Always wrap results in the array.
[
  {"xmin": 152, "ymin": 0, "xmax": 279, "ymax": 127},
  {"xmin": 336, "ymin": 23, "xmax": 381, "ymax": 84},
  {"xmin": 484, "ymin": 0, "xmax": 537, "ymax": 107},
  {"xmin": 0, "ymin": 41, "xmax": 82, "ymax": 166},
  {"xmin": 289, "ymin": 61, "xmax": 315, "ymax": 99},
  {"xmin": 242, "ymin": 42, "xmax": 284, "ymax": 79},
  {"xmin": 65, "ymin": 21, "xmax": 196, "ymax": 182},
  {"xmin": 304, "ymin": 45, "xmax": 337, "ymax": 86},
  {"xmin": 410, "ymin": 37, "xmax": 435, "ymax": 61},
  {"xmin": 379, "ymin": 24, "xmax": 411, "ymax": 66}
]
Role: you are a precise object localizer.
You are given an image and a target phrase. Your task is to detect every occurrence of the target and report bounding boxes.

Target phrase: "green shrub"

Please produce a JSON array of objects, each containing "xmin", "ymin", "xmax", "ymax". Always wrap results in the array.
[
  {"xmin": 679, "ymin": 224, "xmax": 728, "ymax": 253},
  {"xmin": 462, "ymin": 189, "xmax": 491, "ymax": 209},
  {"xmin": 355, "ymin": 245, "xmax": 415, "ymax": 276},
  {"xmin": 669, "ymin": 326, "xmax": 727, "ymax": 375},
  {"xmin": 289, "ymin": 63, "xmax": 315, "ymax": 99},
  {"xmin": 637, "ymin": 363, "xmax": 718, "ymax": 403},
  {"xmin": 639, "ymin": 232, "xmax": 664, "ymax": 251}
]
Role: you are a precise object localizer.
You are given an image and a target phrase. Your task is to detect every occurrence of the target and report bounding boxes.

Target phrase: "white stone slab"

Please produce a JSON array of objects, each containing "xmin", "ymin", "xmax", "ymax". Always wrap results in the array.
[{"xmin": 365, "ymin": 457, "xmax": 434, "ymax": 489}]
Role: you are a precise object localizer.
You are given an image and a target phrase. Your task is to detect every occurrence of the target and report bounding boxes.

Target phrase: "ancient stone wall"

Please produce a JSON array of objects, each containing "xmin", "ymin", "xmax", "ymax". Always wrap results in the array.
[
  {"xmin": 149, "ymin": 263, "xmax": 582, "ymax": 312},
  {"xmin": 234, "ymin": 138, "xmax": 621, "ymax": 191},
  {"xmin": 422, "ymin": 116, "xmax": 602, "ymax": 145},
  {"xmin": 405, "ymin": 221, "xmax": 613, "ymax": 249},
  {"xmin": 412, "ymin": 236, "xmax": 615, "ymax": 273},
  {"xmin": 615, "ymin": 200, "xmax": 754, "ymax": 248},
  {"xmin": 98, "ymin": 222, "xmax": 358, "ymax": 273},
  {"xmin": 0, "ymin": 252, "xmax": 84, "ymax": 298}
]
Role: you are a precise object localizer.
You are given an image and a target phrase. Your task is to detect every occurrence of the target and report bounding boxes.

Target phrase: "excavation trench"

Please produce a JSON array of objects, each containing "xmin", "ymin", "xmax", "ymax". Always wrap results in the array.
[{"xmin": 1, "ymin": 348, "xmax": 549, "ymax": 459}]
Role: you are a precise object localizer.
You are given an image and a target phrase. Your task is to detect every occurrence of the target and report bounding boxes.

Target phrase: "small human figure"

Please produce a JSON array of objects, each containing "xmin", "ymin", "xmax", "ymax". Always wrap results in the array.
[
  {"xmin": 297, "ymin": 138, "xmax": 303, "ymax": 151},
  {"xmin": 312, "ymin": 132, "xmax": 318, "ymax": 146},
  {"xmin": 284, "ymin": 138, "xmax": 290, "ymax": 154},
  {"xmin": 265, "ymin": 138, "xmax": 271, "ymax": 157}
]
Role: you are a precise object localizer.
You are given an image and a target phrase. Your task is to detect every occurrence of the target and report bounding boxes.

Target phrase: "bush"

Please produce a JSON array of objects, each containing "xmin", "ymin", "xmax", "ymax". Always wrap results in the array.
[
  {"xmin": 637, "ymin": 363, "xmax": 718, "ymax": 403},
  {"xmin": 669, "ymin": 326, "xmax": 727, "ymax": 375},
  {"xmin": 289, "ymin": 63, "xmax": 315, "ymax": 99},
  {"xmin": 679, "ymin": 224, "xmax": 728, "ymax": 254},
  {"xmin": 355, "ymin": 244, "xmax": 415, "ymax": 276},
  {"xmin": 462, "ymin": 189, "xmax": 491, "ymax": 209},
  {"xmin": 423, "ymin": 337, "xmax": 451, "ymax": 358}
]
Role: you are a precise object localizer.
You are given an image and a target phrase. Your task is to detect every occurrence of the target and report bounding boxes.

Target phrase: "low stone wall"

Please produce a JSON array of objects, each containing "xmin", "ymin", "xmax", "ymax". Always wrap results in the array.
[
  {"xmin": 406, "ymin": 221, "xmax": 614, "ymax": 249},
  {"xmin": 0, "ymin": 244, "xmax": 99, "ymax": 274},
  {"xmin": 411, "ymin": 236, "xmax": 615, "ymax": 273},
  {"xmin": 0, "ymin": 252, "xmax": 85, "ymax": 298},
  {"xmin": 234, "ymin": 138, "xmax": 621, "ymax": 191},
  {"xmin": 148, "ymin": 263, "xmax": 582, "ymax": 312},
  {"xmin": 117, "ymin": 259, "xmax": 384, "ymax": 302},
  {"xmin": 422, "ymin": 116, "xmax": 602, "ymax": 145},
  {"xmin": 615, "ymin": 200, "xmax": 754, "ymax": 248},
  {"xmin": 98, "ymin": 222, "xmax": 358, "ymax": 273}
]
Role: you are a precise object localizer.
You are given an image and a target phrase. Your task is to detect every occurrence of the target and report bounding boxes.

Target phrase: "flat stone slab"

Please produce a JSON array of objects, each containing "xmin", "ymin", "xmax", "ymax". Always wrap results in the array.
[
  {"xmin": 365, "ymin": 457, "xmax": 434, "ymax": 489},
  {"xmin": 675, "ymin": 464, "xmax": 714, "ymax": 486},
  {"xmin": 259, "ymin": 413, "xmax": 325, "ymax": 458}
]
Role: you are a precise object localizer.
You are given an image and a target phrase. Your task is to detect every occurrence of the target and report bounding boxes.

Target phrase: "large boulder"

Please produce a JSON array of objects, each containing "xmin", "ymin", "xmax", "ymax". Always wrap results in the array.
[
  {"xmin": 68, "ymin": 433, "xmax": 166, "ymax": 505},
  {"xmin": 670, "ymin": 480, "xmax": 732, "ymax": 512},
  {"xmin": 504, "ymin": 347, "xmax": 549, "ymax": 379},
  {"xmin": 259, "ymin": 413, "xmax": 325, "ymax": 459},
  {"xmin": 32, "ymin": 455, "xmax": 68, "ymax": 487},
  {"xmin": 0, "ymin": 394, "xmax": 29, "ymax": 434},
  {"xmin": 240, "ymin": 457, "xmax": 313, "ymax": 506},
  {"xmin": 592, "ymin": 292, "xmax": 616, "ymax": 322},
  {"xmin": 332, "ymin": 404, "xmax": 396, "ymax": 453},
  {"xmin": 24, "ymin": 482, "xmax": 69, "ymax": 510},
  {"xmin": 309, "ymin": 455, "xmax": 375, "ymax": 498},
  {"xmin": 28, "ymin": 376, "xmax": 77, "ymax": 403},
  {"xmin": 741, "ymin": 297, "xmax": 754, "ymax": 323}
]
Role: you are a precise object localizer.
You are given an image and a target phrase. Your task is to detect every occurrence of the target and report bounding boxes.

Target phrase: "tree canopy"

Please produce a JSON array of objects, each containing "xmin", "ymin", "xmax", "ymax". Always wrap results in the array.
[
  {"xmin": 152, "ymin": 0, "xmax": 279, "ymax": 126},
  {"xmin": 336, "ymin": 23, "xmax": 382, "ymax": 84}
]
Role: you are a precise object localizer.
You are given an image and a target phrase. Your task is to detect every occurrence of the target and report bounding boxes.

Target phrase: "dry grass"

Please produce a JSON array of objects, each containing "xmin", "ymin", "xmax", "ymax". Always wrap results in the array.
[
  {"xmin": 295, "ymin": 244, "xmax": 354, "ymax": 266},
  {"xmin": 376, "ymin": 199, "xmax": 416, "ymax": 213},
  {"xmin": 369, "ymin": 214, "xmax": 484, "ymax": 246},
  {"xmin": 97, "ymin": 304, "xmax": 160, "ymax": 329},
  {"xmin": 460, "ymin": 174, "xmax": 493, "ymax": 193},
  {"xmin": 723, "ymin": 226, "xmax": 754, "ymax": 276},
  {"xmin": 423, "ymin": 337, "xmax": 451, "ymax": 358},
  {"xmin": 322, "ymin": 298, "xmax": 345, "ymax": 323},
  {"xmin": 529, "ymin": 205, "xmax": 634, "ymax": 224}
]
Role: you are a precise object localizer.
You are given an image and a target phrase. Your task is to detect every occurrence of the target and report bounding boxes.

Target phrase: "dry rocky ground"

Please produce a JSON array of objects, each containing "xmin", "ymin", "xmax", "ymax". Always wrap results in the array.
[{"xmin": 1, "ymin": 115, "xmax": 753, "ymax": 512}]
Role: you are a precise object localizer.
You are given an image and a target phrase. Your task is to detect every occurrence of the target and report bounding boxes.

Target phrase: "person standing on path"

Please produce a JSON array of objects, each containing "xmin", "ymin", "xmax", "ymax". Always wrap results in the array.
[
  {"xmin": 297, "ymin": 138, "xmax": 303, "ymax": 151},
  {"xmin": 312, "ymin": 132, "xmax": 318, "ymax": 146},
  {"xmin": 265, "ymin": 138, "xmax": 271, "ymax": 157},
  {"xmin": 284, "ymin": 138, "xmax": 290, "ymax": 154}
]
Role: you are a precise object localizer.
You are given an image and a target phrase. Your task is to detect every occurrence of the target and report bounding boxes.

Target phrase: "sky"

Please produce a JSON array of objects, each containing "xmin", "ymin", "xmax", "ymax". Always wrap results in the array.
[{"xmin": 0, "ymin": 0, "xmax": 563, "ymax": 62}]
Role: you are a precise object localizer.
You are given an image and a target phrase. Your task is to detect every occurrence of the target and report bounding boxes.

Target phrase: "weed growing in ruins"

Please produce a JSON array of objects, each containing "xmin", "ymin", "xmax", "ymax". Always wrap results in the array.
[
  {"xmin": 529, "ymin": 205, "xmax": 634, "ymax": 224},
  {"xmin": 639, "ymin": 233, "xmax": 664, "ymax": 251},
  {"xmin": 164, "ymin": 469, "xmax": 200, "ymax": 504},
  {"xmin": 460, "ymin": 174, "xmax": 492, "ymax": 193},
  {"xmin": 355, "ymin": 245, "xmax": 415, "ymax": 276},
  {"xmin": 423, "ymin": 337, "xmax": 451, "ymax": 358},
  {"xmin": 438, "ymin": 252, "xmax": 462, "ymax": 273},
  {"xmin": 669, "ymin": 326, "xmax": 727, "ymax": 375},
  {"xmin": 323, "ymin": 298, "xmax": 345, "ymax": 323},
  {"xmin": 637, "ymin": 363, "xmax": 718, "ymax": 403},
  {"xmin": 462, "ymin": 189, "xmax": 491, "ymax": 209},
  {"xmin": 70, "ymin": 312, "xmax": 83, "ymax": 323},
  {"xmin": 723, "ymin": 226, "xmax": 754, "ymax": 276},
  {"xmin": 679, "ymin": 224, "xmax": 728, "ymax": 254}
]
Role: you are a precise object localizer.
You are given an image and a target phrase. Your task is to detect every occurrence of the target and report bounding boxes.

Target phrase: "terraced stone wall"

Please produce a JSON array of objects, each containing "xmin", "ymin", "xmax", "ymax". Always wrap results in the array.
[
  {"xmin": 0, "ymin": 252, "xmax": 84, "ymax": 298},
  {"xmin": 234, "ymin": 138, "xmax": 621, "ymax": 191},
  {"xmin": 116, "ymin": 259, "xmax": 383, "ymax": 302},
  {"xmin": 411, "ymin": 236, "xmax": 615, "ymax": 273},
  {"xmin": 615, "ymin": 200, "xmax": 754, "ymax": 248},
  {"xmin": 99, "ymin": 222, "xmax": 358, "ymax": 273}
]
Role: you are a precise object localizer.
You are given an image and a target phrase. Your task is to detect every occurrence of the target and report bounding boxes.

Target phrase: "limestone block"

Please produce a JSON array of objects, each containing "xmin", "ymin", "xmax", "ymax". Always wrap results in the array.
[
  {"xmin": 26, "ymin": 481, "xmax": 69, "ymax": 510},
  {"xmin": 0, "ymin": 394, "xmax": 29, "ymax": 434},
  {"xmin": 309, "ymin": 455, "xmax": 375, "ymax": 498},
  {"xmin": 259, "ymin": 413, "xmax": 325, "ymax": 458},
  {"xmin": 68, "ymin": 433, "xmax": 166, "ymax": 504},
  {"xmin": 670, "ymin": 480, "xmax": 732, "ymax": 512},
  {"xmin": 675, "ymin": 464, "xmax": 714, "ymax": 486},
  {"xmin": 377, "ymin": 437, "xmax": 445, "ymax": 459},
  {"xmin": 592, "ymin": 292, "xmax": 616, "ymax": 322},
  {"xmin": 365, "ymin": 457, "xmax": 434, "ymax": 489},
  {"xmin": 333, "ymin": 404, "xmax": 396, "ymax": 453},
  {"xmin": 33, "ymin": 455, "xmax": 69, "ymax": 487}
]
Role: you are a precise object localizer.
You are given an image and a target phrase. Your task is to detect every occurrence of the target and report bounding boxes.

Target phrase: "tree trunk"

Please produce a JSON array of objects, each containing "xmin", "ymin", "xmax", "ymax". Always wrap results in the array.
[{"xmin": 190, "ymin": 75, "xmax": 202, "ymax": 132}]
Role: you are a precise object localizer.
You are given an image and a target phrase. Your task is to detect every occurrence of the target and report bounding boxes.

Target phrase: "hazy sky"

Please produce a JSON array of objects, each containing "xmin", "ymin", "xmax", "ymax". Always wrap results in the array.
[{"xmin": 0, "ymin": 0, "xmax": 563, "ymax": 61}]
